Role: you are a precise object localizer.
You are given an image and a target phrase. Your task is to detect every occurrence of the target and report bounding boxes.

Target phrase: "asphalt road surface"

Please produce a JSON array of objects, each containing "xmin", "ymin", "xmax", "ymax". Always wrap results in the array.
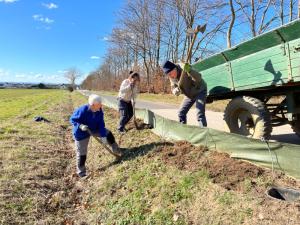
[{"xmin": 81, "ymin": 91, "xmax": 300, "ymax": 145}]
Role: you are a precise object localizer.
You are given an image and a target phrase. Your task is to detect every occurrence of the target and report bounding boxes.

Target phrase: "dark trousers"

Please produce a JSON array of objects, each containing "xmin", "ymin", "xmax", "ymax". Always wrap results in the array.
[
  {"xmin": 118, "ymin": 99, "xmax": 133, "ymax": 131},
  {"xmin": 178, "ymin": 89, "xmax": 207, "ymax": 127}
]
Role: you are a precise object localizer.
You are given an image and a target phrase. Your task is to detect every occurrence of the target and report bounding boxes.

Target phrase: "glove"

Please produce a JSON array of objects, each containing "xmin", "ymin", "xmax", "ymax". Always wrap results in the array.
[
  {"xmin": 79, "ymin": 124, "xmax": 88, "ymax": 131},
  {"xmin": 183, "ymin": 63, "xmax": 191, "ymax": 73},
  {"xmin": 172, "ymin": 87, "xmax": 180, "ymax": 96},
  {"xmin": 101, "ymin": 137, "xmax": 108, "ymax": 144}
]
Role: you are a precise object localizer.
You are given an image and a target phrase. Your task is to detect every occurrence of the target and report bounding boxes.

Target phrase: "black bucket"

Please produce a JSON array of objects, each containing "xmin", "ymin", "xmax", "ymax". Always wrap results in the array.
[{"xmin": 267, "ymin": 187, "xmax": 300, "ymax": 202}]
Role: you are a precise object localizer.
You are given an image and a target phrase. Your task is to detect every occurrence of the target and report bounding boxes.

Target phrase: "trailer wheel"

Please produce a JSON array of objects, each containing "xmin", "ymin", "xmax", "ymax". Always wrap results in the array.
[
  {"xmin": 224, "ymin": 96, "xmax": 272, "ymax": 139},
  {"xmin": 291, "ymin": 120, "xmax": 300, "ymax": 138}
]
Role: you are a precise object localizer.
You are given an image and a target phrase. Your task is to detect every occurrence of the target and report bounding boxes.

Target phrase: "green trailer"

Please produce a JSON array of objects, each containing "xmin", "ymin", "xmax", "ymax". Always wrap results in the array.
[{"xmin": 193, "ymin": 19, "xmax": 300, "ymax": 140}]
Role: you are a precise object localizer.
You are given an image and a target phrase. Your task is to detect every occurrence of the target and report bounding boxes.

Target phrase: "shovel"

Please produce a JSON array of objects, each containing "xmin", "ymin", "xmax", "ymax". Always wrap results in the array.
[
  {"xmin": 86, "ymin": 128, "xmax": 122, "ymax": 159},
  {"xmin": 179, "ymin": 24, "xmax": 206, "ymax": 83},
  {"xmin": 131, "ymin": 85, "xmax": 139, "ymax": 129}
]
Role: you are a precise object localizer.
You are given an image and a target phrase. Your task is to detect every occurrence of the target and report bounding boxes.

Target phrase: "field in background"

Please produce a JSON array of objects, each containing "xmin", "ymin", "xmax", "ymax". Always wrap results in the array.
[{"xmin": 0, "ymin": 89, "xmax": 299, "ymax": 224}]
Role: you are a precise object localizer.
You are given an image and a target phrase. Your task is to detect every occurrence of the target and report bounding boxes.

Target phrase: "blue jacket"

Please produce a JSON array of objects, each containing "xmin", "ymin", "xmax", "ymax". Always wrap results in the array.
[{"xmin": 70, "ymin": 104, "xmax": 107, "ymax": 141}]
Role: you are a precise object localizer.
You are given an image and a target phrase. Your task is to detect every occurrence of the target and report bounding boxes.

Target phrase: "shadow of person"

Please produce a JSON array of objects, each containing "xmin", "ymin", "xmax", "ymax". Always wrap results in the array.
[
  {"xmin": 98, "ymin": 141, "xmax": 173, "ymax": 171},
  {"xmin": 264, "ymin": 59, "xmax": 283, "ymax": 85}
]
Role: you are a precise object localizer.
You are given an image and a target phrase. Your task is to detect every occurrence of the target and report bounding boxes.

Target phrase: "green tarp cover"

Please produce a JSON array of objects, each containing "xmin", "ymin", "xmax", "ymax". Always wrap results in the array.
[{"xmin": 101, "ymin": 96, "xmax": 300, "ymax": 180}]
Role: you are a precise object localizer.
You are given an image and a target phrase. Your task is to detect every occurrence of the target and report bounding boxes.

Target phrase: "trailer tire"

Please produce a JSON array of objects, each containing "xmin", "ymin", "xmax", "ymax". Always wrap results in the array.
[
  {"xmin": 224, "ymin": 96, "xmax": 272, "ymax": 140},
  {"xmin": 291, "ymin": 120, "xmax": 300, "ymax": 138}
]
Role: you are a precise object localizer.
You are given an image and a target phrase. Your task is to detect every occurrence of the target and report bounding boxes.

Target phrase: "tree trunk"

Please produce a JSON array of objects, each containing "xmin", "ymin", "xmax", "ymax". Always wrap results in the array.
[{"xmin": 227, "ymin": 0, "xmax": 235, "ymax": 48}]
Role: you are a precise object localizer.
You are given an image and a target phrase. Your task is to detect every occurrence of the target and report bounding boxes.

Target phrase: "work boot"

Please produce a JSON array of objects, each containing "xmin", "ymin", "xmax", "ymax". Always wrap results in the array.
[
  {"xmin": 77, "ymin": 155, "xmax": 87, "ymax": 178},
  {"xmin": 117, "ymin": 129, "xmax": 126, "ymax": 135},
  {"xmin": 111, "ymin": 143, "xmax": 122, "ymax": 157}
]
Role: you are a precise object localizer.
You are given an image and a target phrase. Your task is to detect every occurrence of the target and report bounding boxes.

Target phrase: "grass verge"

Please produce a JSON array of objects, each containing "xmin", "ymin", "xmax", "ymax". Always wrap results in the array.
[{"xmin": 1, "ymin": 89, "xmax": 299, "ymax": 224}]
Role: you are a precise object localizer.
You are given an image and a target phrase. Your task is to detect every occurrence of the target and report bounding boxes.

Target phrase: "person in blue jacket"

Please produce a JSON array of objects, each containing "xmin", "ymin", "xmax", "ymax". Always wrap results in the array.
[{"xmin": 70, "ymin": 94, "xmax": 120, "ymax": 177}]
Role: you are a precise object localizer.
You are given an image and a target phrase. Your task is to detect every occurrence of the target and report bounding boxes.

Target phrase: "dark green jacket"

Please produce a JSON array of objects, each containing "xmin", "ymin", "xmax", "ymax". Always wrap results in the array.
[{"xmin": 170, "ymin": 65, "xmax": 207, "ymax": 100}]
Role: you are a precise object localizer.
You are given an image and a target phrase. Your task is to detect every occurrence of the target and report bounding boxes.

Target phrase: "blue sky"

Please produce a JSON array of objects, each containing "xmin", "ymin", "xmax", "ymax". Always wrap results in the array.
[{"xmin": 0, "ymin": 0, "xmax": 122, "ymax": 84}]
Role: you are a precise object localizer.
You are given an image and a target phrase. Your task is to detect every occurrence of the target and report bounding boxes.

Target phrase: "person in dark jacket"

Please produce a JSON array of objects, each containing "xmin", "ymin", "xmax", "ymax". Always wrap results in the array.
[
  {"xmin": 70, "ymin": 94, "xmax": 120, "ymax": 177},
  {"xmin": 162, "ymin": 60, "xmax": 207, "ymax": 127}
]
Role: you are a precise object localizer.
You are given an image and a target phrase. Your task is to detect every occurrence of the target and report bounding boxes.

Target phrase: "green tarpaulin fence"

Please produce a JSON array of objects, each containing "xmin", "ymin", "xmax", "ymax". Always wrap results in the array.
[{"xmin": 101, "ymin": 95, "xmax": 300, "ymax": 180}]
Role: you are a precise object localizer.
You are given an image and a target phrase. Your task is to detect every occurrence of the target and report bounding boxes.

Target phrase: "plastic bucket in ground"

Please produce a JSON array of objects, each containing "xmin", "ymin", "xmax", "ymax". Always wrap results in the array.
[{"xmin": 267, "ymin": 187, "xmax": 300, "ymax": 202}]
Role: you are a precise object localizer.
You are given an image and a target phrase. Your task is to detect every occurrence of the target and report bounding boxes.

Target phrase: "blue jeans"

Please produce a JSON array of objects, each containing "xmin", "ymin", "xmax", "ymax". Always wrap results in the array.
[
  {"xmin": 118, "ymin": 99, "xmax": 133, "ymax": 131},
  {"xmin": 178, "ymin": 89, "xmax": 207, "ymax": 127}
]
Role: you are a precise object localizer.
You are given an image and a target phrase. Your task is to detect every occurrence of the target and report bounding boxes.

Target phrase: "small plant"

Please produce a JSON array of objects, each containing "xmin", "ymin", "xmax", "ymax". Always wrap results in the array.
[{"xmin": 217, "ymin": 191, "xmax": 235, "ymax": 205}]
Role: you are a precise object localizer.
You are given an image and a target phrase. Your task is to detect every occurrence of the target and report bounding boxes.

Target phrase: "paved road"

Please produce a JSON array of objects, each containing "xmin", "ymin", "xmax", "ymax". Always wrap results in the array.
[{"xmin": 81, "ymin": 91, "xmax": 300, "ymax": 145}]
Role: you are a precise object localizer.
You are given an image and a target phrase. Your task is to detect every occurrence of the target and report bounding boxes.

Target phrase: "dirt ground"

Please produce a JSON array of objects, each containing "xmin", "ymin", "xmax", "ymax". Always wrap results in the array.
[{"xmin": 158, "ymin": 141, "xmax": 300, "ymax": 224}]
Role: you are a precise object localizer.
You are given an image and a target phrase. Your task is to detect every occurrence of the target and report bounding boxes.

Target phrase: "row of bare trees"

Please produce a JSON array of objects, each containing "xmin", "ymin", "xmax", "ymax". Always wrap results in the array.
[{"xmin": 81, "ymin": 0, "xmax": 300, "ymax": 93}]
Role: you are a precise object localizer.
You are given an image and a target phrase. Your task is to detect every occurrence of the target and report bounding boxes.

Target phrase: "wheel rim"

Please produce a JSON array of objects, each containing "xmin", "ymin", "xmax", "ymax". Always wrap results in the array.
[{"xmin": 232, "ymin": 109, "xmax": 255, "ymax": 137}]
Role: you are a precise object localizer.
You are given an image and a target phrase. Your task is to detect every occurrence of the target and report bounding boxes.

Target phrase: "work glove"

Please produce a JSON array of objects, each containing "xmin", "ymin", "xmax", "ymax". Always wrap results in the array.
[
  {"xmin": 172, "ymin": 87, "xmax": 181, "ymax": 96},
  {"xmin": 79, "ymin": 124, "xmax": 88, "ymax": 131},
  {"xmin": 183, "ymin": 63, "xmax": 191, "ymax": 73},
  {"xmin": 101, "ymin": 137, "xmax": 108, "ymax": 144}
]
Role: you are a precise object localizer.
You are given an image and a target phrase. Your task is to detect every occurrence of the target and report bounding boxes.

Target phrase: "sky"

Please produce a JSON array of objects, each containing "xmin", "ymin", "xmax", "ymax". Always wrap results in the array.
[{"xmin": 0, "ymin": 0, "xmax": 123, "ymax": 84}]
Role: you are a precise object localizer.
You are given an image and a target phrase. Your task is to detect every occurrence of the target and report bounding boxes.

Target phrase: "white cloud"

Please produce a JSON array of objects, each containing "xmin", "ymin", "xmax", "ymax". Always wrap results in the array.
[
  {"xmin": 34, "ymin": 74, "xmax": 43, "ymax": 78},
  {"xmin": 97, "ymin": 36, "xmax": 109, "ymax": 41},
  {"xmin": 57, "ymin": 70, "xmax": 68, "ymax": 74},
  {"xmin": 0, "ymin": 68, "xmax": 10, "ymax": 77},
  {"xmin": 42, "ymin": 2, "xmax": 58, "ymax": 9},
  {"xmin": 90, "ymin": 56, "xmax": 100, "ymax": 60},
  {"xmin": 15, "ymin": 74, "xmax": 26, "ymax": 78},
  {"xmin": 33, "ymin": 14, "xmax": 54, "ymax": 24},
  {"xmin": 0, "ymin": 0, "xmax": 18, "ymax": 3}
]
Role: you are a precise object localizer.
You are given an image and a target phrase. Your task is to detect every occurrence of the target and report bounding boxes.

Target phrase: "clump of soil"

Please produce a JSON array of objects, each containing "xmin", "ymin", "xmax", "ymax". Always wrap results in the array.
[
  {"xmin": 160, "ymin": 141, "xmax": 208, "ymax": 171},
  {"xmin": 159, "ymin": 141, "xmax": 297, "ymax": 193},
  {"xmin": 126, "ymin": 118, "xmax": 152, "ymax": 130},
  {"xmin": 203, "ymin": 151, "xmax": 264, "ymax": 191}
]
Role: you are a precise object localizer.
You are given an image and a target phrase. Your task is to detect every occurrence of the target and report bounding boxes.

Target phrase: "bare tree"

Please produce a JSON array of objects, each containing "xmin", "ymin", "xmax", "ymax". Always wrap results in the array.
[
  {"xmin": 64, "ymin": 67, "xmax": 82, "ymax": 88},
  {"xmin": 235, "ymin": 0, "xmax": 276, "ymax": 37},
  {"xmin": 227, "ymin": 0, "xmax": 235, "ymax": 48}
]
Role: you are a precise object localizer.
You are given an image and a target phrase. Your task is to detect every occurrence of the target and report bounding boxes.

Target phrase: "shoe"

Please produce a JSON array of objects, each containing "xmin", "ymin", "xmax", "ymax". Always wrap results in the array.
[
  {"xmin": 111, "ymin": 143, "xmax": 123, "ymax": 157},
  {"xmin": 78, "ymin": 172, "xmax": 87, "ymax": 178},
  {"xmin": 118, "ymin": 129, "xmax": 126, "ymax": 134}
]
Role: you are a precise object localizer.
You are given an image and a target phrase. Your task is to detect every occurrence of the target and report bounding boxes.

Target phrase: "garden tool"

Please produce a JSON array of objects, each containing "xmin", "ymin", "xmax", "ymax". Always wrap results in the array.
[
  {"xmin": 179, "ymin": 24, "xmax": 207, "ymax": 83},
  {"xmin": 86, "ymin": 128, "xmax": 122, "ymax": 159}
]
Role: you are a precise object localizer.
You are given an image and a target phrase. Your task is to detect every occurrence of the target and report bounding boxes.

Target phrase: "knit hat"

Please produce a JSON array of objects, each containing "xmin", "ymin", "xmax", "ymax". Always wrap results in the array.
[{"xmin": 162, "ymin": 60, "xmax": 176, "ymax": 74}]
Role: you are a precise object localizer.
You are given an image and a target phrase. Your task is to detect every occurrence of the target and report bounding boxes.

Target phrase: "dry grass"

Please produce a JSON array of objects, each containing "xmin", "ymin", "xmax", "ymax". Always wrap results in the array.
[{"xmin": 1, "ymin": 89, "xmax": 300, "ymax": 224}]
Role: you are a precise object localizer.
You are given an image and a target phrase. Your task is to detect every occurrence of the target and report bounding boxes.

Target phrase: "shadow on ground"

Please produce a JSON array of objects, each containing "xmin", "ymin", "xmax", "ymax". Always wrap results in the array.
[{"xmin": 98, "ymin": 141, "xmax": 173, "ymax": 171}]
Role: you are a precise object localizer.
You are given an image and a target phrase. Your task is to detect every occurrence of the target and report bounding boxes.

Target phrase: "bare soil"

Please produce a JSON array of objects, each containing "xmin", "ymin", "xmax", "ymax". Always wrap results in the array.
[
  {"xmin": 159, "ymin": 141, "xmax": 299, "ymax": 192},
  {"xmin": 158, "ymin": 141, "xmax": 300, "ymax": 224}
]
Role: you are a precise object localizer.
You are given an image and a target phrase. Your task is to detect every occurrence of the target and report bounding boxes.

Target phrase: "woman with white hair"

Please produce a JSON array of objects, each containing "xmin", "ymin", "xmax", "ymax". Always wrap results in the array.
[{"xmin": 70, "ymin": 94, "xmax": 120, "ymax": 178}]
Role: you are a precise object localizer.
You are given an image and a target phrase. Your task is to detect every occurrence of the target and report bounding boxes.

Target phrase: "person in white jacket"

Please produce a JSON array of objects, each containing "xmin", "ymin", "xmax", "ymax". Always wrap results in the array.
[{"xmin": 117, "ymin": 71, "xmax": 140, "ymax": 133}]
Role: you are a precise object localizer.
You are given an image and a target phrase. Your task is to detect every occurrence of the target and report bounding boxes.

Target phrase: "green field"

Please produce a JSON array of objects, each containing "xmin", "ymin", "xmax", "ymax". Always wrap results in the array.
[{"xmin": 0, "ymin": 89, "xmax": 299, "ymax": 224}]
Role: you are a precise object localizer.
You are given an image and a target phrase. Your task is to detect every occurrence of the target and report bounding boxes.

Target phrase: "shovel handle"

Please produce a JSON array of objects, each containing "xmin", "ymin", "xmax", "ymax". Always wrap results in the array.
[
  {"xmin": 86, "ymin": 128, "xmax": 121, "ymax": 158},
  {"xmin": 186, "ymin": 25, "xmax": 202, "ymax": 63},
  {"xmin": 178, "ymin": 25, "xmax": 205, "ymax": 85}
]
